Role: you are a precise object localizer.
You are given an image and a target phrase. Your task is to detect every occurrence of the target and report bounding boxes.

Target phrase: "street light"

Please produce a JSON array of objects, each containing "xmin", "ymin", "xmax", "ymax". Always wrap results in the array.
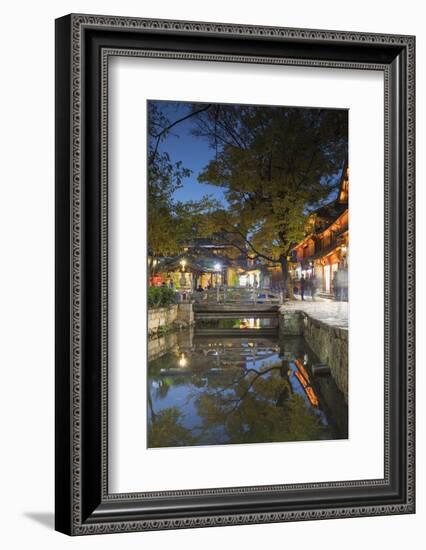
[
  {"xmin": 214, "ymin": 262, "xmax": 221, "ymax": 271},
  {"xmin": 178, "ymin": 353, "xmax": 187, "ymax": 367},
  {"xmin": 180, "ymin": 258, "xmax": 186, "ymax": 271}
]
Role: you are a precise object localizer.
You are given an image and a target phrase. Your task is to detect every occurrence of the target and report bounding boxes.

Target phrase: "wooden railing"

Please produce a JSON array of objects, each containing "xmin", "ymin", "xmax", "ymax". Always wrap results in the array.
[{"xmin": 180, "ymin": 286, "xmax": 283, "ymax": 305}]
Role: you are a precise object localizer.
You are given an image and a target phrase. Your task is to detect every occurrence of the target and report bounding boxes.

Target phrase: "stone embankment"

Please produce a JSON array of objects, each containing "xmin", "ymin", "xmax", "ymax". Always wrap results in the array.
[
  {"xmin": 148, "ymin": 303, "xmax": 194, "ymax": 338},
  {"xmin": 279, "ymin": 301, "xmax": 348, "ymax": 402}
]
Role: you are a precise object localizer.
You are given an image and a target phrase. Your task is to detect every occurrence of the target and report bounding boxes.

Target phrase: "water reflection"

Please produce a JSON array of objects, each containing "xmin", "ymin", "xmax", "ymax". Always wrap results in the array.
[
  {"xmin": 196, "ymin": 317, "xmax": 279, "ymax": 330},
  {"xmin": 147, "ymin": 328, "xmax": 347, "ymax": 448}
]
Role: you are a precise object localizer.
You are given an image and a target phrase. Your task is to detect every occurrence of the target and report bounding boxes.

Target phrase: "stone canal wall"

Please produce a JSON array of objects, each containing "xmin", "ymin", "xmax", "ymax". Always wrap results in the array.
[
  {"xmin": 148, "ymin": 303, "xmax": 194, "ymax": 338},
  {"xmin": 148, "ymin": 305, "xmax": 178, "ymax": 337},
  {"xmin": 302, "ymin": 316, "xmax": 348, "ymax": 402},
  {"xmin": 148, "ymin": 331, "xmax": 179, "ymax": 361},
  {"xmin": 280, "ymin": 309, "xmax": 348, "ymax": 402},
  {"xmin": 279, "ymin": 310, "xmax": 305, "ymax": 336}
]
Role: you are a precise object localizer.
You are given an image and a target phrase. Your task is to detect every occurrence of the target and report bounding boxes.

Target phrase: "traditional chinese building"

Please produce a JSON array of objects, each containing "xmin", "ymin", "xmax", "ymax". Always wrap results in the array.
[
  {"xmin": 148, "ymin": 235, "xmax": 243, "ymax": 290},
  {"xmin": 149, "ymin": 254, "xmax": 229, "ymax": 290},
  {"xmin": 289, "ymin": 165, "xmax": 349, "ymax": 297},
  {"xmin": 181, "ymin": 237, "xmax": 239, "ymax": 287},
  {"xmin": 148, "ymin": 235, "xmax": 274, "ymax": 291}
]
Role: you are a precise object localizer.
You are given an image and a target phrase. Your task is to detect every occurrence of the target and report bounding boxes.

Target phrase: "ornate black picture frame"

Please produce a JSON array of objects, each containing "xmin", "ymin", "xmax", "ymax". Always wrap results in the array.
[{"xmin": 55, "ymin": 14, "xmax": 415, "ymax": 535}]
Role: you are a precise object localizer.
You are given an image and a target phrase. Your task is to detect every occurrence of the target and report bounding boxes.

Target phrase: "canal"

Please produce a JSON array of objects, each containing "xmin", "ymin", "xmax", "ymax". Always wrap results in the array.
[{"xmin": 147, "ymin": 320, "xmax": 348, "ymax": 448}]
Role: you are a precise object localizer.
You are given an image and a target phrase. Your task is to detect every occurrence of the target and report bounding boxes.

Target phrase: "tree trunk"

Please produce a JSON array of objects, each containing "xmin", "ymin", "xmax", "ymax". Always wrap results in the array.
[
  {"xmin": 279, "ymin": 254, "xmax": 294, "ymax": 300},
  {"xmin": 279, "ymin": 254, "xmax": 288, "ymax": 298}
]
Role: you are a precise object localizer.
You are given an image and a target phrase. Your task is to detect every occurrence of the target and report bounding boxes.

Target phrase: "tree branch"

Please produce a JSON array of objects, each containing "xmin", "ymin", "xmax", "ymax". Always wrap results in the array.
[
  {"xmin": 150, "ymin": 104, "xmax": 213, "ymax": 161},
  {"xmin": 222, "ymin": 223, "xmax": 280, "ymax": 264},
  {"xmin": 225, "ymin": 366, "xmax": 284, "ymax": 413}
]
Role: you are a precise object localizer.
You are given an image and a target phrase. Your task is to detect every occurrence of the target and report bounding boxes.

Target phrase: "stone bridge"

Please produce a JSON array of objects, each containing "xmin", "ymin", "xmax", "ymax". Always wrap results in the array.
[{"xmin": 192, "ymin": 303, "xmax": 280, "ymax": 320}]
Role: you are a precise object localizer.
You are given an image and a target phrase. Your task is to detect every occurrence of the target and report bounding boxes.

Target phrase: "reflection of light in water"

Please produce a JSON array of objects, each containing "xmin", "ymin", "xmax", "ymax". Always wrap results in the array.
[
  {"xmin": 239, "ymin": 318, "xmax": 261, "ymax": 329},
  {"xmin": 294, "ymin": 370, "xmax": 319, "ymax": 407},
  {"xmin": 147, "ymin": 334, "xmax": 346, "ymax": 445},
  {"xmin": 294, "ymin": 359, "xmax": 311, "ymax": 383}
]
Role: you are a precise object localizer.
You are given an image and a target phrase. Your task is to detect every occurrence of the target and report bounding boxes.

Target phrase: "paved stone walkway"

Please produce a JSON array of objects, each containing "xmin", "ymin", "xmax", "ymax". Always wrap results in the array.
[{"xmin": 280, "ymin": 297, "xmax": 348, "ymax": 330}]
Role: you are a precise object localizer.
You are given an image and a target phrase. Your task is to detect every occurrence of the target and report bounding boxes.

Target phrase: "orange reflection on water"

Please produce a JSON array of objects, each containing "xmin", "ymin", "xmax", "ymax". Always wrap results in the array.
[
  {"xmin": 294, "ymin": 358, "xmax": 311, "ymax": 383},
  {"xmin": 294, "ymin": 369, "xmax": 319, "ymax": 407}
]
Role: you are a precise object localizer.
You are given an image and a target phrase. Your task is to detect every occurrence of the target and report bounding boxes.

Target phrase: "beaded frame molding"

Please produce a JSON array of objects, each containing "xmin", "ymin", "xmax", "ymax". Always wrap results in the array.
[{"xmin": 55, "ymin": 14, "xmax": 415, "ymax": 535}]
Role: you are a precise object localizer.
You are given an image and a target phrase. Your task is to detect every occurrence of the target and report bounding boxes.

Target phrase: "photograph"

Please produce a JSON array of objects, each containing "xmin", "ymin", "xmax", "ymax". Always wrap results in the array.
[
  {"xmin": 147, "ymin": 100, "xmax": 349, "ymax": 448},
  {"xmin": 52, "ymin": 9, "xmax": 415, "ymax": 537}
]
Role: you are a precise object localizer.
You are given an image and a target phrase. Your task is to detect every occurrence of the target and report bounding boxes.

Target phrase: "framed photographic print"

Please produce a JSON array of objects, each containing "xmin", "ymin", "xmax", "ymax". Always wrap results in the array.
[{"xmin": 55, "ymin": 14, "xmax": 415, "ymax": 535}]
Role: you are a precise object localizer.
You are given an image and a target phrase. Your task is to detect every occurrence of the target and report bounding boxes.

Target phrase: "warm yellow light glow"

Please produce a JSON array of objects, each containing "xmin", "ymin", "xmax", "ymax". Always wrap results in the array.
[
  {"xmin": 178, "ymin": 353, "xmax": 187, "ymax": 367},
  {"xmin": 240, "ymin": 318, "xmax": 260, "ymax": 329}
]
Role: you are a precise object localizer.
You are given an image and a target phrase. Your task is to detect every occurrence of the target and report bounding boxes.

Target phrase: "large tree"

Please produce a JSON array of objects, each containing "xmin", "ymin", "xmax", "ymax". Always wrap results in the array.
[
  {"xmin": 192, "ymin": 104, "xmax": 348, "ymax": 292},
  {"xmin": 147, "ymin": 102, "xmax": 218, "ymax": 268}
]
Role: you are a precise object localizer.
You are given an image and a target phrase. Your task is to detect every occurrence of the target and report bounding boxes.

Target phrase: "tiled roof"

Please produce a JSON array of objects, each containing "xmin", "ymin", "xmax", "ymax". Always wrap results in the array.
[{"xmin": 162, "ymin": 252, "xmax": 237, "ymax": 273}]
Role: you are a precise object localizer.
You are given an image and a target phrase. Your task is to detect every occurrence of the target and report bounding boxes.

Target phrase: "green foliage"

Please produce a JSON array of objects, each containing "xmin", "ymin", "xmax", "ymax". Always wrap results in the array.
[
  {"xmin": 197, "ymin": 318, "xmax": 242, "ymax": 329},
  {"xmin": 147, "ymin": 363, "xmax": 324, "ymax": 447},
  {"xmin": 147, "ymin": 407, "xmax": 196, "ymax": 448},
  {"xmin": 194, "ymin": 104, "xmax": 348, "ymax": 282},
  {"xmin": 194, "ymin": 366, "xmax": 323, "ymax": 443},
  {"xmin": 147, "ymin": 101, "xmax": 348, "ymax": 288},
  {"xmin": 147, "ymin": 286, "xmax": 176, "ymax": 309},
  {"xmin": 147, "ymin": 102, "xmax": 220, "ymax": 260}
]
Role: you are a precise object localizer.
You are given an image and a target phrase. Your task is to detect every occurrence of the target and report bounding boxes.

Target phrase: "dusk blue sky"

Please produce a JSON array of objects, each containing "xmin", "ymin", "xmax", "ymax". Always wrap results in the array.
[
  {"xmin": 149, "ymin": 100, "xmax": 228, "ymax": 207},
  {"xmin": 149, "ymin": 100, "xmax": 345, "ymax": 208}
]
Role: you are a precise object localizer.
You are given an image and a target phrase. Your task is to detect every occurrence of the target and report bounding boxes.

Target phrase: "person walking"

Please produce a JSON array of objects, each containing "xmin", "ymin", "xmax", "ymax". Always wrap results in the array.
[
  {"xmin": 311, "ymin": 274, "xmax": 318, "ymax": 301},
  {"xmin": 332, "ymin": 270, "xmax": 339, "ymax": 301},
  {"xmin": 341, "ymin": 267, "xmax": 349, "ymax": 301},
  {"xmin": 300, "ymin": 275, "xmax": 306, "ymax": 301}
]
